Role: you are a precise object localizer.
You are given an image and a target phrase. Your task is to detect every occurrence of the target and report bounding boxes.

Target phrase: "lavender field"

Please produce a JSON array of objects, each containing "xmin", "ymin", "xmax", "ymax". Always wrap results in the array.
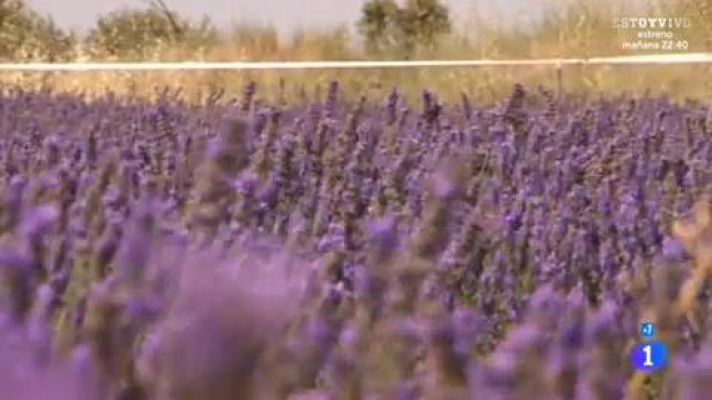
[{"xmin": 0, "ymin": 83, "xmax": 709, "ymax": 399}]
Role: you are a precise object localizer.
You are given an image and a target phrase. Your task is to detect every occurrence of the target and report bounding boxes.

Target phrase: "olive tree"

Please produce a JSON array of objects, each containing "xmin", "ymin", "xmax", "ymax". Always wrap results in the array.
[
  {"xmin": 84, "ymin": 1, "xmax": 218, "ymax": 59},
  {"xmin": 357, "ymin": 0, "xmax": 452, "ymax": 57}
]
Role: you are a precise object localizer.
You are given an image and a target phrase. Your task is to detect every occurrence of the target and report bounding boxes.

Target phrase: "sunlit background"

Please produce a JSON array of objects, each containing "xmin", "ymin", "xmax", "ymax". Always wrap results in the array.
[
  {"xmin": 26, "ymin": 0, "xmax": 558, "ymax": 36},
  {"xmin": 4, "ymin": 0, "xmax": 711, "ymax": 103}
]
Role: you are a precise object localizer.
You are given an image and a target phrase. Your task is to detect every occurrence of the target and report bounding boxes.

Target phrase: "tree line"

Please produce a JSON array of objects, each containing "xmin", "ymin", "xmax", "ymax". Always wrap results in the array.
[{"xmin": 0, "ymin": 0, "xmax": 452, "ymax": 61}]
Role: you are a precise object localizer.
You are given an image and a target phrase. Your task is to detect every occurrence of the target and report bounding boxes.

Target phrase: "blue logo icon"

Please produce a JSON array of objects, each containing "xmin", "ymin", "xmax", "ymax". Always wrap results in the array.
[
  {"xmin": 640, "ymin": 322, "xmax": 656, "ymax": 339},
  {"xmin": 631, "ymin": 341, "xmax": 669, "ymax": 373}
]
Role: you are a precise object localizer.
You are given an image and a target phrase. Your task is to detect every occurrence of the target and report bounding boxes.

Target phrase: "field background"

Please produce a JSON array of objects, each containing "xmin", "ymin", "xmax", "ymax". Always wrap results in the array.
[{"xmin": 0, "ymin": 0, "xmax": 711, "ymax": 103}]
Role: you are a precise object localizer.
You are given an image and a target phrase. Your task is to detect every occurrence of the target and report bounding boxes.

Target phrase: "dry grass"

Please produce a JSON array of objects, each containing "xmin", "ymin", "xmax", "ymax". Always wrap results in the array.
[{"xmin": 1, "ymin": 0, "xmax": 710, "ymax": 104}]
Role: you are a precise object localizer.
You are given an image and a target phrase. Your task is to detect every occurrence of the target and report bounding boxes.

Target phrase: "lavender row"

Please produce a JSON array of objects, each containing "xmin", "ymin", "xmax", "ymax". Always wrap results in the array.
[{"xmin": 0, "ymin": 83, "xmax": 709, "ymax": 399}]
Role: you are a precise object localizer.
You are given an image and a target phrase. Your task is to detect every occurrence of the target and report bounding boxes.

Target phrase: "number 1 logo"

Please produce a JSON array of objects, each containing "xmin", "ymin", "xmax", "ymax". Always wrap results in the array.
[
  {"xmin": 632, "ymin": 341, "xmax": 669, "ymax": 373},
  {"xmin": 642, "ymin": 344, "xmax": 653, "ymax": 367}
]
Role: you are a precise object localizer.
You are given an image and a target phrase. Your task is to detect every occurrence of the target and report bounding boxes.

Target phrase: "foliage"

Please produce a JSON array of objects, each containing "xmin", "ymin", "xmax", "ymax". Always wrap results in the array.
[
  {"xmin": 357, "ymin": 0, "xmax": 451, "ymax": 57},
  {"xmin": 0, "ymin": 0, "xmax": 76, "ymax": 61},
  {"xmin": 84, "ymin": 6, "xmax": 218, "ymax": 59}
]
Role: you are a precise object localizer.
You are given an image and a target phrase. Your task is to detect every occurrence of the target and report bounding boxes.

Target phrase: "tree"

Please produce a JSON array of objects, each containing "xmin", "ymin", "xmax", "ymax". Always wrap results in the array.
[
  {"xmin": 0, "ymin": 0, "xmax": 76, "ymax": 61},
  {"xmin": 84, "ymin": 3, "xmax": 217, "ymax": 59},
  {"xmin": 357, "ymin": 0, "xmax": 451, "ymax": 57},
  {"xmin": 357, "ymin": 0, "xmax": 400, "ymax": 53},
  {"xmin": 402, "ymin": 0, "xmax": 452, "ymax": 50}
]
